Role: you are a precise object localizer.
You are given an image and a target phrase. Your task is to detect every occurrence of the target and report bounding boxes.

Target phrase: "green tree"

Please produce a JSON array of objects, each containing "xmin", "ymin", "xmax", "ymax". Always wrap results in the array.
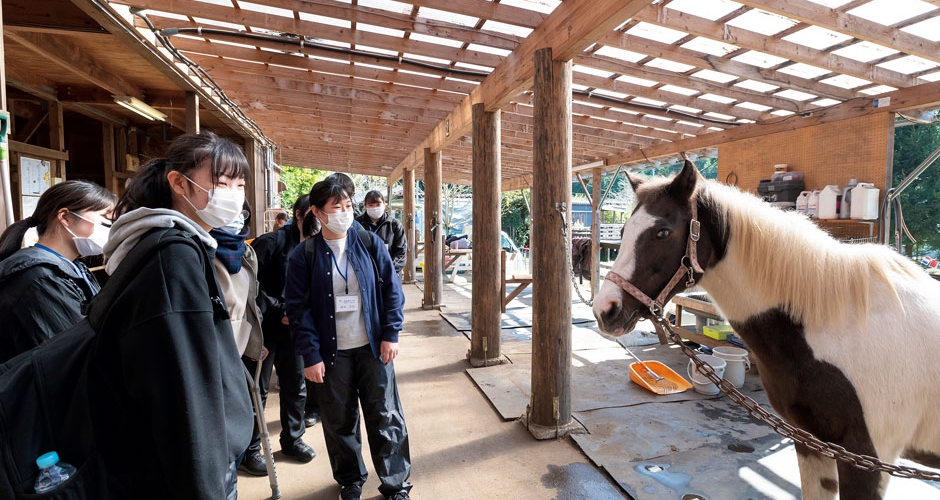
[
  {"xmin": 891, "ymin": 122, "xmax": 940, "ymax": 256},
  {"xmin": 501, "ymin": 190, "xmax": 530, "ymax": 246},
  {"xmin": 279, "ymin": 166, "xmax": 328, "ymax": 212}
]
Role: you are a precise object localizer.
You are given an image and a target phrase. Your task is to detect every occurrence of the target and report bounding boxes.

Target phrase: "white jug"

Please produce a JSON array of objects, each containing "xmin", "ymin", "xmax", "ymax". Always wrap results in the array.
[
  {"xmin": 806, "ymin": 190, "xmax": 820, "ymax": 219},
  {"xmin": 850, "ymin": 183, "xmax": 879, "ymax": 220},
  {"xmin": 795, "ymin": 191, "xmax": 811, "ymax": 214},
  {"xmin": 817, "ymin": 185, "xmax": 841, "ymax": 220}
]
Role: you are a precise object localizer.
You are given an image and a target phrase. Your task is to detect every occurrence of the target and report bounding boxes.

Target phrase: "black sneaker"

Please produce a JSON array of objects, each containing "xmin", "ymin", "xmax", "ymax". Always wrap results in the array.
[
  {"xmin": 386, "ymin": 492, "xmax": 411, "ymax": 500},
  {"xmin": 339, "ymin": 484, "xmax": 362, "ymax": 500},
  {"xmin": 281, "ymin": 441, "xmax": 316, "ymax": 463},
  {"xmin": 238, "ymin": 451, "xmax": 267, "ymax": 476}
]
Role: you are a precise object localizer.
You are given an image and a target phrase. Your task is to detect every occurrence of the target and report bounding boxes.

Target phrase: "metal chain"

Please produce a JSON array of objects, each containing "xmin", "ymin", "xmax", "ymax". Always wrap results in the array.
[
  {"xmin": 651, "ymin": 314, "xmax": 940, "ymax": 481},
  {"xmin": 553, "ymin": 202, "xmax": 595, "ymax": 306}
]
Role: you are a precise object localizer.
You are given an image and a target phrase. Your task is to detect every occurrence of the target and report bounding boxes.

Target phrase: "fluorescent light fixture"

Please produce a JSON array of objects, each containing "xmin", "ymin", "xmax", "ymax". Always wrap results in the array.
[{"xmin": 113, "ymin": 96, "xmax": 167, "ymax": 122}]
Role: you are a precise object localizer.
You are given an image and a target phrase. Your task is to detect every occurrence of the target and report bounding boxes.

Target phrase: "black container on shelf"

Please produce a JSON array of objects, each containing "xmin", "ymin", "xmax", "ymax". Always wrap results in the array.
[{"xmin": 758, "ymin": 177, "xmax": 805, "ymax": 204}]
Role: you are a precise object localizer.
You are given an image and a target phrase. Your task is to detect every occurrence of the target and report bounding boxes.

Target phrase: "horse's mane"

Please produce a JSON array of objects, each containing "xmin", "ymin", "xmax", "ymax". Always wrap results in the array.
[{"xmin": 695, "ymin": 181, "xmax": 918, "ymax": 327}]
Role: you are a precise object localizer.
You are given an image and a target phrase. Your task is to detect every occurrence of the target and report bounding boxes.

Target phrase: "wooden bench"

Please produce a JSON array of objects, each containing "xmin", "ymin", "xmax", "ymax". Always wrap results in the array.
[{"xmin": 500, "ymin": 250, "xmax": 532, "ymax": 312}]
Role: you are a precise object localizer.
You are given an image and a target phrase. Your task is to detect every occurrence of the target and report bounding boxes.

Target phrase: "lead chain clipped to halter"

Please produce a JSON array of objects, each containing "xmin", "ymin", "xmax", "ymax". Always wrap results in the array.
[
  {"xmin": 648, "ymin": 297, "xmax": 940, "ymax": 481},
  {"xmin": 603, "ymin": 197, "xmax": 940, "ymax": 480},
  {"xmin": 553, "ymin": 202, "xmax": 595, "ymax": 307}
]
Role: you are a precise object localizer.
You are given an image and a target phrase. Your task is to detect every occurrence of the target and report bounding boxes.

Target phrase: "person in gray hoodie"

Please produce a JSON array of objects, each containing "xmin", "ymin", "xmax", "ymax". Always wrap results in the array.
[{"xmin": 88, "ymin": 132, "xmax": 253, "ymax": 499}]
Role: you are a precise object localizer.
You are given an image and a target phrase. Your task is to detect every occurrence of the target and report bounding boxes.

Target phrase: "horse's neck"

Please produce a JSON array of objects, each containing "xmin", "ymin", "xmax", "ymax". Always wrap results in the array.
[{"xmin": 695, "ymin": 215, "xmax": 790, "ymax": 323}]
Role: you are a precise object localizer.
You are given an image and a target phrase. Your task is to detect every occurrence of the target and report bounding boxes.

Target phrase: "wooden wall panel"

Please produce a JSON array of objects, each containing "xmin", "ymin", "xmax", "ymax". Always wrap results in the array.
[
  {"xmin": 717, "ymin": 112, "xmax": 893, "ymax": 194},
  {"xmin": 717, "ymin": 112, "xmax": 894, "ymax": 242}
]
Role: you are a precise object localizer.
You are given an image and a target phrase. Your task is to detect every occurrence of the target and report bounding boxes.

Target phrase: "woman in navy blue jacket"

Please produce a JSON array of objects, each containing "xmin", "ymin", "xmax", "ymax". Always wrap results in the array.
[{"xmin": 284, "ymin": 175, "xmax": 411, "ymax": 500}]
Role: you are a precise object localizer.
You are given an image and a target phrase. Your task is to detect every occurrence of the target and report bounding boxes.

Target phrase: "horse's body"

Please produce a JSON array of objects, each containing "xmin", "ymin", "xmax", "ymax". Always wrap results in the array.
[
  {"xmin": 571, "ymin": 237, "xmax": 593, "ymax": 281},
  {"xmin": 592, "ymin": 161, "xmax": 940, "ymax": 500}
]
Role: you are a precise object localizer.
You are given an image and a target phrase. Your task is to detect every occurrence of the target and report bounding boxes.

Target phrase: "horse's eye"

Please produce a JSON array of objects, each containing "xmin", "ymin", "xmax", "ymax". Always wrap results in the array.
[{"xmin": 656, "ymin": 229, "xmax": 671, "ymax": 239}]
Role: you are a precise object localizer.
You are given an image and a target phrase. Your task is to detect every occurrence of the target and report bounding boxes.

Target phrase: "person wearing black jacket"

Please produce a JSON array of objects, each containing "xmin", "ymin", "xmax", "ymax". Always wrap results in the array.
[
  {"xmin": 356, "ymin": 190, "xmax": 407, "ymax": 278},
  {"xmin": 92, "ymin": 132, "xmax": 253, "ymax": 498},
  {"xmin": 245, "ymin": 194, "xmax": 317, "ymax": 475},
  {"xmin": 0, "ymin": 181, "xmax": 116, "ymax": 363}
]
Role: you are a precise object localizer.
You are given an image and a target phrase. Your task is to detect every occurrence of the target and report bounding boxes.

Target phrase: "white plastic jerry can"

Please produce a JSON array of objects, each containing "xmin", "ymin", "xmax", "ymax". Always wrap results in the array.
[
  {"xmin": 807, "ymin": 190, "xmax": 820, "ymax": 219},
  {"xmin": 795, "ymin": 191, "xmax": 811, "ymax": 214},
  {"xmin": 817, "ymin": 185, "xmax": 841, "ymax": 220},
  {"xmin": 850, "ymin": 183, "xmax": 880, "ymax": 220}
]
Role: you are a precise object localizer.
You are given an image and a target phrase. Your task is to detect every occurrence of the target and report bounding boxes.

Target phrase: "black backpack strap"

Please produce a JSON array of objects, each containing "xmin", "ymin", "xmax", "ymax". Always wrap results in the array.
[{"xmin": 355, "ymin": 227, "xmax": 383, "ymax": 286}]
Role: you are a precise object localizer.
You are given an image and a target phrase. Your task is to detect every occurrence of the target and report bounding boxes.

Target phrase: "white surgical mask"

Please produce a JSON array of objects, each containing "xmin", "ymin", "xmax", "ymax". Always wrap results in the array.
[
  {"xmin": 220, "ymin": 211, "xmax": 247, "ymax": 235},
  {"xmin": 181, "ymin": 175, "xmax": 245, "ymax": 228},
  {"xmin": 365, "ymin": 206, "xmax": 385, "ymax": 220},
  {"xmin": 65, "ymin": 212, "xmax": 110, "ymax": 257},
  {"xmin": 323, "ymin": 210, "xmax": 354, "ymax": 235}
]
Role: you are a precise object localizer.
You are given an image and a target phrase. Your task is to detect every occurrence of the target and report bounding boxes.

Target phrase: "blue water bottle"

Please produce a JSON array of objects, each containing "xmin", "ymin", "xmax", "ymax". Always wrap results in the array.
[{"xmin": 34, "ymin": 451, "xmax": 77, "ymax": 494}]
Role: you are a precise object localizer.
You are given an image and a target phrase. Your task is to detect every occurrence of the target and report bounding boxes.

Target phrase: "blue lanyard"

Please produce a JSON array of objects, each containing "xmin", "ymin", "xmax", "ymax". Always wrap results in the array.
[
  {"xmin": 34, "ymin": 244, "xmax": 94, "ymax": 292},
  {"xmin": 329, "ymin": 250, "xmax": 349, "ymax": 295}
]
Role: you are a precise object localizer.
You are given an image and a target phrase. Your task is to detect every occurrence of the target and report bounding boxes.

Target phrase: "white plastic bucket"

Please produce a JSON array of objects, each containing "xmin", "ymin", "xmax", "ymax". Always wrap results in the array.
[
  {"xmin": 686, "ymin": 354, "xmax": 727, "ymax": 396},
  {"xmin": 712, "ymin": 346, "xmax": 751, "ymax": 388}
]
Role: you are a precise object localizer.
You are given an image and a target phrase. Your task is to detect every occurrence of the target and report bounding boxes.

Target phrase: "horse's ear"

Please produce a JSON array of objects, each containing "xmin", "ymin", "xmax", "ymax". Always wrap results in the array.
[
  {"xmin": 667, "ymin": 160, "xmax": 700, "ymax": 200},
  {"xmin": 626, "ymin": 172, "xmax": 643, "ymax": 192}
]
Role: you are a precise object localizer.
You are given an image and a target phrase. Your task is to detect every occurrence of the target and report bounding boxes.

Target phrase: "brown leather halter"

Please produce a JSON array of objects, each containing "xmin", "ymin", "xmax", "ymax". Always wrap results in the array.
[{"xmin": 603, "ymin": 199, "xmax": 705, "ymax": 341}]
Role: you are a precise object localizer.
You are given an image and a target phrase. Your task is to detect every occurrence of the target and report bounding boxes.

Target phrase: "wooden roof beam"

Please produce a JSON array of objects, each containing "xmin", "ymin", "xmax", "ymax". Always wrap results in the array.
[
  {"xmin": 576, "ymin": 54, "xmax": 810, "ymax": 114},
  {"xmin": 134, "ymin": 5, "xmax": 506, "ymax": 69},
  {"xmin": 599, "ymin": 32, "xmax": 858, "ymax": 102},
  {"xmin": 601, "ymin": 80, "xmax": 940, "ymax": 169},
  {"xmin": 633, "ymin": 4, "xmax": 917, "ymax": 90},
  {"xmin": 391, "ymin": 0, "xmax": 658, "ymax": 180},
  {"xmin": 5, "ymin": 31, "xmax": 143, "ymax": 97},
  {"xmin": 738, "ymin": 0, "xmax": 940, "ymax": 66}
]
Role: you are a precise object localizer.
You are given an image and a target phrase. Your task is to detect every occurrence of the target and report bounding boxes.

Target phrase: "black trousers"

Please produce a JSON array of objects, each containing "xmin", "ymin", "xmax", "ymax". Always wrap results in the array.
[
  {"xmin": 316, "ymin": 345, "xmax": 411, "ymax": 497},
  {"xmin": 247, "ymin": 317, "xmax": 307, "ymax": 451}
]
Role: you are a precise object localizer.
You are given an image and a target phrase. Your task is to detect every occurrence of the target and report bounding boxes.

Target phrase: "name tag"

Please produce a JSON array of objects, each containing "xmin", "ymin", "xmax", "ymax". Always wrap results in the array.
[{"xmin": 335, "ymin": 295, "xmax": 360, "ymax": 312}]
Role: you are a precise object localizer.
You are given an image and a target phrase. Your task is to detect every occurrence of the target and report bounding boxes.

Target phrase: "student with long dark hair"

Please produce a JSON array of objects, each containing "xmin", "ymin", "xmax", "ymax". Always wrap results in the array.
[
  {"xmin": 285, "ymin": 175, "xmax": 412, "ymax": 500},
  {"xmin": 0, "ymin": 180, "xmax": 116, "ymax": 362},
  {"xmin": 88, "ymin": 131, "xmax": 253, "ymax": 498}
]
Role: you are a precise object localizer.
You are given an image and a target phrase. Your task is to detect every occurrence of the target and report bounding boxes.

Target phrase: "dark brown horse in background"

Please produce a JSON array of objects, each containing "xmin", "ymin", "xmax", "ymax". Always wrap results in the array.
[{"xmin": 571, "ymin": 237, "xmax": 592, "ymax": 282}]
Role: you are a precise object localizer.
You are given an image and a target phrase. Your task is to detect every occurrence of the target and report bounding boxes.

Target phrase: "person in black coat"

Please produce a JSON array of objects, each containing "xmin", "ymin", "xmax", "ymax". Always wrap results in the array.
[
  {"xmin": 89, "ymin": 132, "xmax": 253, "ymax": 499},
  {"xmin": 0, "ymin": 180, "xmax": 116, "ymax": 363},
  {"xmin": 356, "ymin": 190, "xmax": 407, "ymax": 278},
  {"xmin": 243, "ymin": 194, "xmax": 317, "ymax": 475}
]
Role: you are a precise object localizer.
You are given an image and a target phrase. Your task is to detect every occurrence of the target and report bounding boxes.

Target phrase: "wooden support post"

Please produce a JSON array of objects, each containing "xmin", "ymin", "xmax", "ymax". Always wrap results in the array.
[
  {"xmin": 185, "ymin": 91, "xmax": 199, "ymax": 134},
  {"xmin": 244, "ymin": 139, "xmax": 266, "ymax": 237},
  {"xmin": 48, "ymin": 100, "xmax": 65, "ymax": 180},
  {"xmin": 102, "ymin": 123, "xmax": 115, "ymax": 194},
  {"xmin": 403, "ymin": 167, "xmax": 416, "ymax": 284},
  {"xmin": 527, "ymin": 47, "xmax": 579, "ymax": 439},
  {"xmin": 469, "ymin": 104, "xmax": 502, "ymax": 366},
  {"xmin": 590, "ymin": 166, "xmax": 602, "ymax": 297},
  {"xmin": 423, "ymin": 148, "xmax": 443, "ymax": 309}
]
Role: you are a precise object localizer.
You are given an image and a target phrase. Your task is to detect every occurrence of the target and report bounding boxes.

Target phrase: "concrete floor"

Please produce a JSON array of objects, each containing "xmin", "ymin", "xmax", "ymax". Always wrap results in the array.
[
  {"xmin": 240, "ymin": 276, "xmax": 940, "ymax": 500},
  {"xmin": 238, "ymin": 281, "xmax": 628, "ymax": 500}
]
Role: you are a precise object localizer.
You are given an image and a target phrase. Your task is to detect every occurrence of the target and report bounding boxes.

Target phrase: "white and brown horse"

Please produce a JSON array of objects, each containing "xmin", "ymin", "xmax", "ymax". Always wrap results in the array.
[{"xmin": 592, "ymin": 160, "xmax": 940, "ymax": 500}]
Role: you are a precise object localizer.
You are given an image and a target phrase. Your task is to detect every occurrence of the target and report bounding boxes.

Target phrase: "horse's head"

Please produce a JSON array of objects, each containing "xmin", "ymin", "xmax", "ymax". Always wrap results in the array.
[{"xmin": 593, "ymin": 160, "xmax": 724, "ymax": 335}]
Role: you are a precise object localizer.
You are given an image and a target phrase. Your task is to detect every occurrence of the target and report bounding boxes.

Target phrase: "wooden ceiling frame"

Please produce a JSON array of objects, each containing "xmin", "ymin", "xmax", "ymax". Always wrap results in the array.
[{"xmin": 90, "ymin": 0, "xmax": 940, "ymax": 187}]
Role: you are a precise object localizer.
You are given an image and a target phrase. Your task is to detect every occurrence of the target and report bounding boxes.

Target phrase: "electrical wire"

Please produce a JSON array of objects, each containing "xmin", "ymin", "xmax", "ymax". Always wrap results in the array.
[{"xmin": 130, "ymin": 8, "xmax": 273, "ymax": 146}]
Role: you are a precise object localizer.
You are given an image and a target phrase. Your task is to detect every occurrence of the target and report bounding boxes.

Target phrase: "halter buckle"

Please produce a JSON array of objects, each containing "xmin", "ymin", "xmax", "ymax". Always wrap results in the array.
[{"xmin": 689, "ymin": 219, "xmax": 701, "ymax": 242}]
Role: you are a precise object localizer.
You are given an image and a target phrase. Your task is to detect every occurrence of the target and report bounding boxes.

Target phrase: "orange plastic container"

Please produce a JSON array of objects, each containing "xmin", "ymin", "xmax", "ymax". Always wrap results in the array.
[{"xmin": 629, "ymin": 361, "xmax": 693, "ymax": 395}]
